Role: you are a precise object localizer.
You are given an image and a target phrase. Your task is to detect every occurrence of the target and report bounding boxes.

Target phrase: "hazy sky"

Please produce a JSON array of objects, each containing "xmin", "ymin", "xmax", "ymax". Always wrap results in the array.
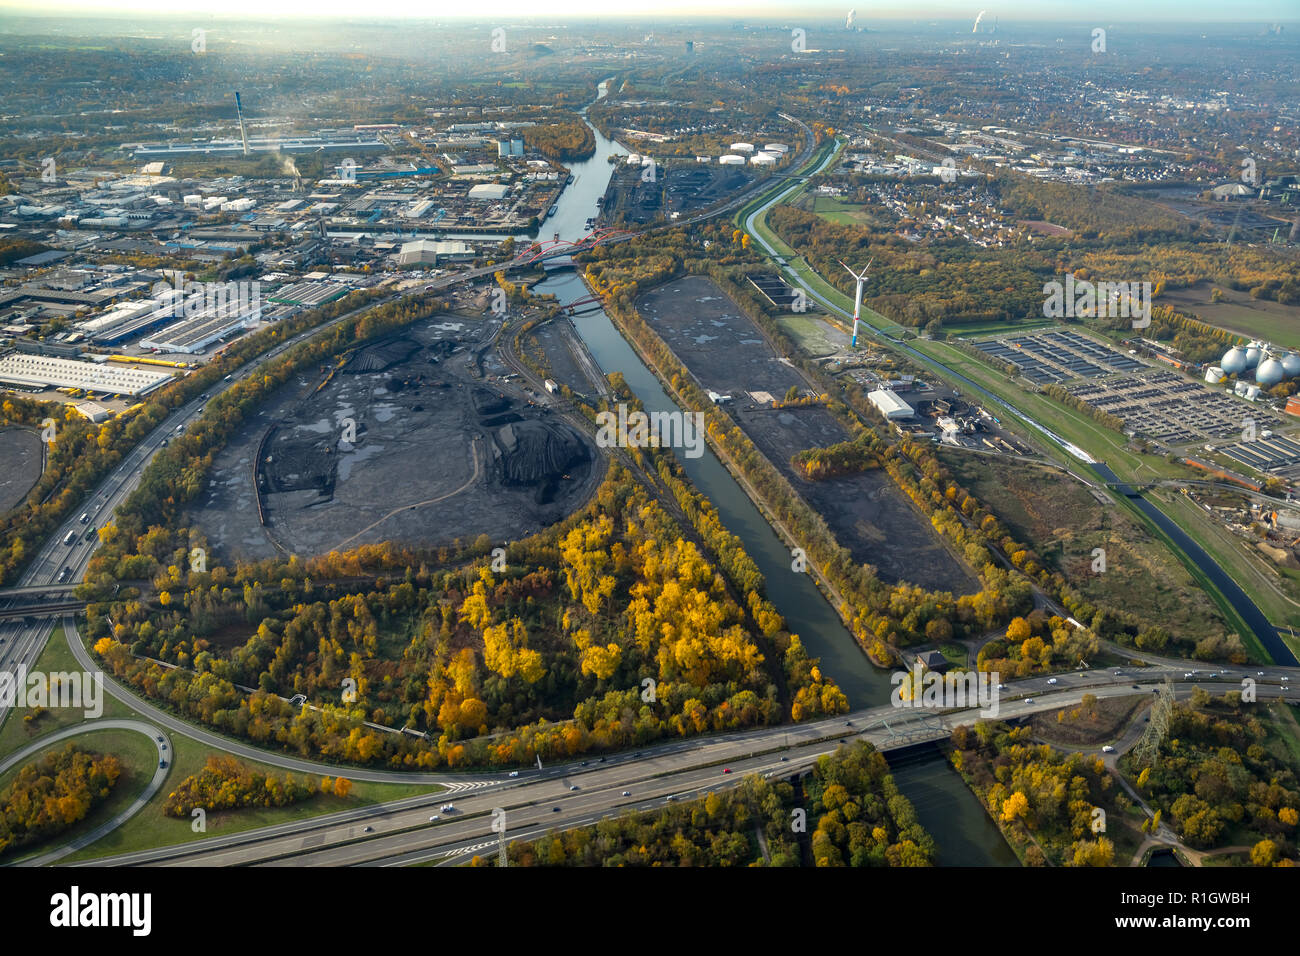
[{"xmin": 1, "ymin": 0, "xmax": 1296, "ymax": 20}]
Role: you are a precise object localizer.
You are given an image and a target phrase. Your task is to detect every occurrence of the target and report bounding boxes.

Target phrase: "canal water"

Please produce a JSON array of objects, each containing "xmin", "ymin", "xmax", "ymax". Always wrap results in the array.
[{"xmin": 534, "ymin": 85, "xmax": 1014, "ymax": 863}]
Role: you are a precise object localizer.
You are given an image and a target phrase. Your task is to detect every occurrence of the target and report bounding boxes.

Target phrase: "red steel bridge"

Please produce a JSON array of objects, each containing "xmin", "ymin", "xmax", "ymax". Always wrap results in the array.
[{"xmin": 516, "ymin": 226, "xmax": 634, "ymax": 265}]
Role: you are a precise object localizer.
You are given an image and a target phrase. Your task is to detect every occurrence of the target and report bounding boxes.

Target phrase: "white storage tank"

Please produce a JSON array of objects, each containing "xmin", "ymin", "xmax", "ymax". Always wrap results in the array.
[
  {"xmin": 1221, "ymin": 346, "xmax": 1248, "ymax": 375},
  {"xmin": 1282, "ymin": 352, "xmax": 1300, "ymax": 377},
  {"xmin": 750, "ymin": 152, "xmax": 778, "ymax": 165},
  {"xmin": 719, "ymin": 154, "xmax": 746, "ymax": 165},
  {"xmin": 729, "ymin": 142, "xmax": 755, "ymax": 153},
  {"xmin": 1257, "ymin": 357, "xmax": 1285, "ymax": 387},
  {"xmin": 1204, "ymin": 366, "xmax": 1225, "ymax": 384},
  {"xmin": 1245, "ymin": 342, "xmax": 1263, "ymax": 368}
]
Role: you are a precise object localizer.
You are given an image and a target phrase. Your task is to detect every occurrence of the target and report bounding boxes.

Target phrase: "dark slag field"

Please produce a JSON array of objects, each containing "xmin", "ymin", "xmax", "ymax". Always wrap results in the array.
[
  {"xmin": 187, "ymin": 312, "xmax": 601, "ymax": 564},
  {"xmin": 636, "ymin": 276, "xmax": 977, "ymax": 594}
]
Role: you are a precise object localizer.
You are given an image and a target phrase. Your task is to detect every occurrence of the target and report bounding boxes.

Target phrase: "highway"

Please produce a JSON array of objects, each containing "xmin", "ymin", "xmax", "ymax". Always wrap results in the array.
[{"xmin": 71, "ymin": 668, "xmax": 1295, "ymax": 867}]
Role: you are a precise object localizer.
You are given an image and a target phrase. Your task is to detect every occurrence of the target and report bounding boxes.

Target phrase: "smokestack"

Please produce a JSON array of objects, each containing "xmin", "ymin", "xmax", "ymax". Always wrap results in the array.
[{"xmin": 235, "ymin": 91, "xmax": 250, "ymax": 157}]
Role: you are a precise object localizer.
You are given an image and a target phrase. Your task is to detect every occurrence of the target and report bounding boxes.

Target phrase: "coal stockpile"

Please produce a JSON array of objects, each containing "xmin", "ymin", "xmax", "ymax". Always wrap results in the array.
[
  {"xmin": 494, "ymin": 419, "xmax": 589, "ymax": 502},
  {"xmin": 262, "ymin": 430, "xmax": 338, "ymax": 497},
  {"xmin": 345, "ymin": 336, "xmax": 423, "ymax": 374}
]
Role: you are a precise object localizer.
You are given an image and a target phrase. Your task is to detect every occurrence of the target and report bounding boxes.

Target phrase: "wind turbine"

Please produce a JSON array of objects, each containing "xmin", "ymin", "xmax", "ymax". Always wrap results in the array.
[{"xmin": 839, "ymin": 258, "xmax": 872, "ymax": 347}]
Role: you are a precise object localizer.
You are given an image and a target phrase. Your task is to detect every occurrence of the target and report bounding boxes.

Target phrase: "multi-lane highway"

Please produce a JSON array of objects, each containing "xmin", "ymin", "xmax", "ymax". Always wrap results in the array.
[{"xmin": 69, "ymin": 669, "xmax": 1295, "ymax": 867}]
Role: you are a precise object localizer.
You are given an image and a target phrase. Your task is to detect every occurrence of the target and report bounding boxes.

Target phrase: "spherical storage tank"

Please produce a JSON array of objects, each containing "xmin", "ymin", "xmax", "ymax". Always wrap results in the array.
[
  {"xmin": 1204, "ymin": 366, "xmax": 1225, "ymax": 384},
  {"xmin": 1221, "ymin": 346, "xmax": 1248, "ymax": 375},
  {"xmin": 1245, "ymin": 343, "xmax": 1263, "ymax": 368},
  {"xmin": 1256, "ymin": 357, "xmax": 1286, "ymax": 387},
  {"xmin": 1282, "ymin": 352, "xmax": 1300, "ymax": 377}
]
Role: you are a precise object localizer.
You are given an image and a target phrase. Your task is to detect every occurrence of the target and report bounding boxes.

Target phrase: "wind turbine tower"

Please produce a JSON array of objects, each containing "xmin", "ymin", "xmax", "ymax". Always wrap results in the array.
[{"xmin": 839, "ymin": 258, "xmax": 872, "ymax": 347}]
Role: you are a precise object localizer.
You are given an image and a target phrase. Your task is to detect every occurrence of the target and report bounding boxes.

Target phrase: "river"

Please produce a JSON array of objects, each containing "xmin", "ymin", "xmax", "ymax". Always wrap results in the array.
[{"xmin": 530, "ymin": 85, "xmax": 1015, "ymax": 864}]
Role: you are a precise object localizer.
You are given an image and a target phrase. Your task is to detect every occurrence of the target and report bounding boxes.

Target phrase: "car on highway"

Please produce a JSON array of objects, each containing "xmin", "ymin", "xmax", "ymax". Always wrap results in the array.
[
  {"xmin": 363, "ymin": 826, "xmax": 373, "ymax": 833},
  {"xmin": 1101, "ymin": 745, "xmax": 1115, "ymax": 753},
  {"xmin": 160, "ymin": 439, "xmax": 168, "ymax": 447},
  {"xmin": 508, "ymin": 770, "xmax": 519, "ymax": 778},
  {"xmin": 1024, "ymin": 698, "xmax": 1034, "ymax": 704},
  {"xmin": 1184, "ymin": 672, "xmax": 1194, "ymax": 678},
  {"xmin": 622, "ymin": 791, "xmax": 631, "ymax": 797},
  {"xmin": 1046, "ymin": 678, "xmax": 1058, "ymax": 685},
  {"xmin": 1282, "ymin": 676, "xmax": 1291, "ymax": 682},
  {"xmin": 79, "ymin": 512, "xmax": 89, "ymax": 524},
  {"xmin": 62, "ymin": 530, "xmax": 77, "ymax": 546},
  {"xmin": 159, "ymin": 761, "xmax": 167, "ymax": 769},
  {"xmin": 666, "ymin": 795, "xmax": 676, "ymax": 802},
  {"xmin": 156, "ymin": 735, "xmax": 164, "ymax": 743},
  {"xmin": 997, "ymin": 684, "xmax": 1007, "ymax": 691},
  {"xmin": 84, "ymin": 528, "xmax": 96, "ymax": 541},
  {"xmin": 569, "ymin": 784, "xmax": 579, "ymax": 791},
  {"xmin": 428, "ymin": 815, "xmax": 439, "ymax": 822},
  {"xmin": 722, "ymin": 768, "xmax": 731, "ymax": 774},
  {"xmin": 552, "ymin": 807, "xmax": 561, "ymax": 813},
  {"xmin": 56, "ymin": 566, "xmax": 72, "ymax": 583}
]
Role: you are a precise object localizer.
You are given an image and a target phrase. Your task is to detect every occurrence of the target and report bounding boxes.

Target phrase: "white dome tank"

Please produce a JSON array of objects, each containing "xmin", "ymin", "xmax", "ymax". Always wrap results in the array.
[
  {"xmin": 1257, "ymin": 357, "xmax": 1285, "ymax": 387},
  {"xmin": 1204, "ymin": 366, "xmax": 1225, "ymax": 384},
  {"xmin": 1245, "ymin": 344, "xmax": 1263, "ymax": 368},
  {"xmin": 1221, "ymin": 347, "xmax": 1248, "ymax": 375},
  {"xmin": 1282, "ymin": 352, "xmax": 1300, "ymax": 377}
]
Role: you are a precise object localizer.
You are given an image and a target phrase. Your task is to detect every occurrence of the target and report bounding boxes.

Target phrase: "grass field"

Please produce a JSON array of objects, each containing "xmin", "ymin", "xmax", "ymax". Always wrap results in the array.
[
  {"xmin": 807, "ymin": 194, "xmax": 874, "ymax": 225},
  {"xmin": 60, "ymin": 728, "xmax": 442, "ymax": 862},
  {"xmin": 939, "ymin": 453, "xmax": 1237, "ymax": 649},
  {"xmin": 0, "ymin": 627, "xmax": 141, "ymax": 759}
]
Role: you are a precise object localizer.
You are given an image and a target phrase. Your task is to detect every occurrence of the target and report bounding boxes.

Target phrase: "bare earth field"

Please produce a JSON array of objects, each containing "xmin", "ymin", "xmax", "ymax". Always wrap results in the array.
[
  {"xmin": 188, "ymin": 313, "xmax": 601, "ymax": 564},
  {"xmin": 637, "ymin": 275, "xmax": 977, "ymax": 594},
  {"xmin": 0, "ymin": 426, "xmax": 41, "ymax": 514}
]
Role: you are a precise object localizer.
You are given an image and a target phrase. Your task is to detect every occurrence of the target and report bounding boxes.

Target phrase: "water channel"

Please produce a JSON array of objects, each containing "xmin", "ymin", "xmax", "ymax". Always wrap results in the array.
[{"xmin": 532, "ymin": 83, "xmax": 1015, "ymax": 864}]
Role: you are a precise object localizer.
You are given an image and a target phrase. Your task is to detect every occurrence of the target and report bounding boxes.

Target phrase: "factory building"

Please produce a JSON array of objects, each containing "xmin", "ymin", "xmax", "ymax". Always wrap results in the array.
[
  {"xmin": 0, "ymin": 352, "xmax": 172, "ymax": 396},
  {"xmin": 867, "ymin": 388, "xmax": 914, "ymax": 420},
  {"xmin": 497, "ymin": 138, "xmax": 525, "ymax": 158}
]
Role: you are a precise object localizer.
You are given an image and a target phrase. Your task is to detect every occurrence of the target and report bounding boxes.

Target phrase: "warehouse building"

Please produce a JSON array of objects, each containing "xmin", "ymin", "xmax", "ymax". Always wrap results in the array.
[
  {"xmin": 867, "ymin": 388, "xmax": 914, "ymax": 420},
  {"xmin": 0, "ymin": 352, "xmax": 173, "ymax": 396},
  {"xmin": 468, "ymin": 182, "xmax": 510, "ymax": 201}
]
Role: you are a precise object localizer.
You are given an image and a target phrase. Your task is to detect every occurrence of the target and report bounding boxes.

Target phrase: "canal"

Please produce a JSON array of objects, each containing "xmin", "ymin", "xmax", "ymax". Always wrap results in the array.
[{"xmin": 534, "ymin": 86, "xmax": 1015, "ymax": 863}]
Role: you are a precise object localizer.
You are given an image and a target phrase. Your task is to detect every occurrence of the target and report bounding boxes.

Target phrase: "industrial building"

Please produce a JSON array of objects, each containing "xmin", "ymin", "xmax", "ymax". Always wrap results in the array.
[
  {"xmin": 133, "ymin": 134, "xmax": 387, "ymax": 159},
  {"xmin": 868, "ymin": 388, "xmax": 914, "ymax": 420},
  {"xmin": 397, "ymin": 239, "xmax": 475, "ymax": 266},
  {"xmin": 0, "ymin": 352, "xmax": 173, "ymax": 396},
  {"xmin": 468, "ymin": 183, "xmax": 510, "ymax": 201}
]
